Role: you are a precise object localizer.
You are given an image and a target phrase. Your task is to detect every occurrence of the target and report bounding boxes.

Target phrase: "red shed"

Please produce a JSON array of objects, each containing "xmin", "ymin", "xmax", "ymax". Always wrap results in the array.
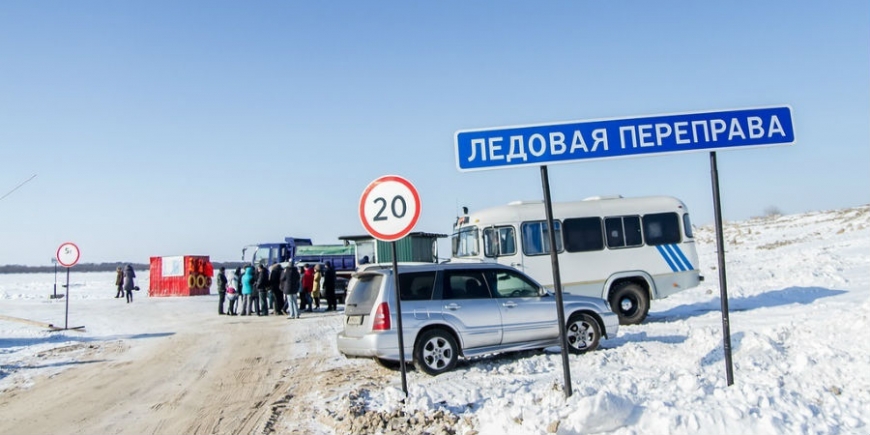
[{"xmin": 149, "ymin": 255, "xmax": 213, "ymax": 297}]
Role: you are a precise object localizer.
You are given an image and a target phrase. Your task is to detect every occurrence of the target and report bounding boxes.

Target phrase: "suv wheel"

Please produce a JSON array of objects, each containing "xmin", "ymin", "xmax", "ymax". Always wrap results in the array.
[
  {"xmin": 565, "ymin": 313, "xmax": 601, "ymax": 354},
  {"xmin": 414, "ymin": 329, "xmax": 458, "ymax": 375}
]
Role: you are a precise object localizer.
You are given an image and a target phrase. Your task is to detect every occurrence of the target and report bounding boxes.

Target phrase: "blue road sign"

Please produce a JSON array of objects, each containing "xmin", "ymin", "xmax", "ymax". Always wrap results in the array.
[{"xmin": 454, "ymin": 106, "xmax": 794, "ymax": 172}]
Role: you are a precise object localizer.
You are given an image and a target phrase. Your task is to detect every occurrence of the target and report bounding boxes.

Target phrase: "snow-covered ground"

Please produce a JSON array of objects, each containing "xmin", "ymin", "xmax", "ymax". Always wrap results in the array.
[{"xmin": 1, "ymin": 205, "xmax": 869, "ymax": 435}]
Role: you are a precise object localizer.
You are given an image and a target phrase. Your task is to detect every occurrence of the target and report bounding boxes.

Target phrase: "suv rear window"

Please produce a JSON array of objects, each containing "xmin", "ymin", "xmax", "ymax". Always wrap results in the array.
[
  {"xmin": 398, "ymin": 271, "xmax": 436, "ymax": 301},
  {"xmin": 344, "ymin": 274, "xmax": 383, "ymax": 314}
]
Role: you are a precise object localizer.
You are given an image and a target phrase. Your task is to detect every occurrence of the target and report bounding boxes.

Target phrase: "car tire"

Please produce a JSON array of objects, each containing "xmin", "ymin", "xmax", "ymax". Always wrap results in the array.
[
  {"xmin": 609, "ymin": 282, "xmax": 649, "ymax": 325},
  {"xmin": 413, "ymin": 329, "xmax": 458, "ymax": 376},
  {"xmin": 565, "ymin": 313, "xmax": 601, "ymax": 354}
]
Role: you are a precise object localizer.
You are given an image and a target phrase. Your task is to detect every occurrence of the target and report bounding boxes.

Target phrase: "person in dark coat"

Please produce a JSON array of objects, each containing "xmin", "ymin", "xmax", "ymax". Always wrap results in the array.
[
  {"xmin": 282, "ymin": 263, "xmax": 301, "ymax": 319},
  {"xmin": 216, "ymin": 267, "xmax": 228, "ymax": 315},
  {"xmin": 122, "ymin": 264, "xmax": 136, "ymax": 303},
  {"xmin": 270, "ymin": 264, "xmax": 284, "ymax": 315},
  {"xmin": 323, "ymin": 261, "xmax": 337, "ymax": 311},
  {"xmin": 256, "ymin": 264, "xmax": 270, "ymax": 316}
]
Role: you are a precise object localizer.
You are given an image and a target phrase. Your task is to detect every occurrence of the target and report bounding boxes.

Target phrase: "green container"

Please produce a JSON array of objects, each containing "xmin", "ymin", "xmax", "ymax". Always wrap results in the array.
[{"xmin": 340, "ymin": 232, "xmax": 447, "ymax": 264}]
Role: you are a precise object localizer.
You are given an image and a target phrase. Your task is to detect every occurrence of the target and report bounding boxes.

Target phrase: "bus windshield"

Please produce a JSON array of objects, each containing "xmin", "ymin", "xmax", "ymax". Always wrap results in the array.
[{"xmin": 451, "ymin": 227, "xmax": 480, "ymax": 257}]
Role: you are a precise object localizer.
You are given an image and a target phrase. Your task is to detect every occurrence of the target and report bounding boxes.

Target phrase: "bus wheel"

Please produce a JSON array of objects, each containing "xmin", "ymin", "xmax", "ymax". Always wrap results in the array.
[{"xmin": 609, "ymin": 282, "xmax": 649, "ymax": 325}]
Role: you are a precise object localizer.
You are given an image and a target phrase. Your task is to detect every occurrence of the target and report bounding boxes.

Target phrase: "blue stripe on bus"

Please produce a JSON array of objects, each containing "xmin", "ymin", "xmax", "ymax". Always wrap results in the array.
[
  {"xmin": 669, "ymin": 244, "xmax": 694, "ymax": 270},
  {"xmin": 663, "ymin": 244, "xmax": 686, "ymax": 271},
  {"xmin": 656, "ymin": 244, "xmax": 695, "ymax": 272},
  {"xmin": 656, "ymin": 245, "xmax": 679, "ymax": 272}
]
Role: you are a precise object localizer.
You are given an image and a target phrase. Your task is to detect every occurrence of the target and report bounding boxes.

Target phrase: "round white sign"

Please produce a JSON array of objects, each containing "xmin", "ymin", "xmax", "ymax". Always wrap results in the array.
[
  {"xmin": 56, "ymin": 242, "xmax": 80, "ymax": 268},
  {"xmin": 359, "ymin": 175, "xmax": 421, "ymax": 242}
]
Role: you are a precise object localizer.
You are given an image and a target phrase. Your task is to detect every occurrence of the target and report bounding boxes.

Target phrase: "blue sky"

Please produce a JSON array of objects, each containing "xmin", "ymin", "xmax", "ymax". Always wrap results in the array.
[{"xmin": 1, "ymin": 2, "xmax": 868, "ymax": 266}]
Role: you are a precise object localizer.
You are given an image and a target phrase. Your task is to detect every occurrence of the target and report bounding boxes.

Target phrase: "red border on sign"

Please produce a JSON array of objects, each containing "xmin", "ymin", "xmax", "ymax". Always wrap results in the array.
[
  {"xmin": 56, "ymin": 242, "xmax": 80, "ymax": 267},
  {"xmin": 359, "ymin": 175, "xmax": 421, "ymax": 242}
]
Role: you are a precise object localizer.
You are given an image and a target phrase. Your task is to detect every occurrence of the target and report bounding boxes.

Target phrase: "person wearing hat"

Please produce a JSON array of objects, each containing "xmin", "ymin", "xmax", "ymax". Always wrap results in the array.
[
  {"xmin": 122, "ymin": 264, "xmax": 136, "ymax": 303},
  {"xmin": 114, "ymin": 266, "xmax": 124, "ymax": 298}
]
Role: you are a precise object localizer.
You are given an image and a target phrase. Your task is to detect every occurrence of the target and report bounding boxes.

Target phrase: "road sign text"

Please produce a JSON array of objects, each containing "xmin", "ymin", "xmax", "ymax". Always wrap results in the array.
[{"xmin": 455, "ymin": 106, "xmax": 794, "ymax": 171}]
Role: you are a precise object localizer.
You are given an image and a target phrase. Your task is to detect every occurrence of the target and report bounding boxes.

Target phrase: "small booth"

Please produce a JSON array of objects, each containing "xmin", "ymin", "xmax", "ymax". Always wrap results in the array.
[
  {"xmin": 338, "ymin": 232, "xmax": 447, "ymax": 265},
  {"xmin": 149, "ymin": 255, "xmax": 213, "ymax": 297}
]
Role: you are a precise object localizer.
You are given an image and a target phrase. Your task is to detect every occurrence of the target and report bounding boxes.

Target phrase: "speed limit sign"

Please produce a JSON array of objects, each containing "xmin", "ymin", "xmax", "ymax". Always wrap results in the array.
[
  {"xmin": 56, "ymin": 242, "xmax": 80, "ymax": 268},
  {"xmin": 359, "ymin": 175, "xmax": 421, "ymax": 242}
]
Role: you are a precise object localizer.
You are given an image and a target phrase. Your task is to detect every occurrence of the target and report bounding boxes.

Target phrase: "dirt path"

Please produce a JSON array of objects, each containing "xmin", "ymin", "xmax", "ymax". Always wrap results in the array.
[{"xmin": 0, "ymin": 311, "xmax": 387, "ymax": 435}]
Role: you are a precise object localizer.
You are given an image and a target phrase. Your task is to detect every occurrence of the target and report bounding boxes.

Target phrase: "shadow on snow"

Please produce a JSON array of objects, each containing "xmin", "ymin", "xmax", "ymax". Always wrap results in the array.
[
  {"xmin": 0, "ymin": 332, "xmax": 176, "ymax": 350},
  {"xmin": 646, "ymin": 286, "xmax": 847, "ymax": 323}
]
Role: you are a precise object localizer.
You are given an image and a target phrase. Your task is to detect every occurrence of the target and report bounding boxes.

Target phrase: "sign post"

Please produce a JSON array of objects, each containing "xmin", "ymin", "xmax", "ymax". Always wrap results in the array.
[
  {"xmin": 709, "ymin": 152, "xmax": 734, "ymax": 385},
  {"xmin": 455, "ymin": 106, "xmax": 795, "ymax": 391},
  {"xmin": 50, "ymin": 258, "xmax": 60, "ymax": 299},
  {"xmin": 359, "ymin": 175, "xmax": 421, "ymax": 397},
  {"xmin": 56, "ymin": 242, "xmax": 80, "ymax": 330}
]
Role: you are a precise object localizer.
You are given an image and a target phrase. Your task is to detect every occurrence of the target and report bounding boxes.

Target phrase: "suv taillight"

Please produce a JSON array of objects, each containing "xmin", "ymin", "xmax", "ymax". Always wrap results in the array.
[{"xmin": 372, "ymin": 302, "xmax": 391, "ymax": 331}]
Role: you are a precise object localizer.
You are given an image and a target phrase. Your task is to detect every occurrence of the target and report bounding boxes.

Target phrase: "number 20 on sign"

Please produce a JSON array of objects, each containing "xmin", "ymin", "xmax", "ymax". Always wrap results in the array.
[{"xmin": 359, "ymin": 175, "xmax": 421, "ymax": 242}]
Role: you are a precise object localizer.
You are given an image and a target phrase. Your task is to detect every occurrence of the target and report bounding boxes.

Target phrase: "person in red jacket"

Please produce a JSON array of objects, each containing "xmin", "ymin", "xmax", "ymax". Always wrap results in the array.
[{"xmin": 301, "ymin": 264, "xmax": 315, "ymax": 312}]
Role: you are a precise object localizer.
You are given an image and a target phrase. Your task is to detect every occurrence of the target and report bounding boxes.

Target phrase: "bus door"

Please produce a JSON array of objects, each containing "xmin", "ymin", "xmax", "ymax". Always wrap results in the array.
[
  {"xmin": 517, "ymin": 220, "xmax": 563, "ymax": 289},
  {"xmin": 484, "ymin": 225, "xmax": 523, "ymax": 271}
]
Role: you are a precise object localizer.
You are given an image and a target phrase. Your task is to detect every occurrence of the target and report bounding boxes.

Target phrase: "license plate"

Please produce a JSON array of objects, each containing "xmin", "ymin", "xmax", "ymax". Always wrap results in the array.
[{"xmin": 347, "ymin": 315, "xmax": 363, "ymax": 326}]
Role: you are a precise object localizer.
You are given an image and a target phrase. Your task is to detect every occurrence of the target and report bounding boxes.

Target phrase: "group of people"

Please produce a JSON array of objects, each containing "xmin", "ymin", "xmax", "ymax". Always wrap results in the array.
[
  {"xmin": 113, "ymin": 264, "xmax": 137, "ymax": 303},
  {"xmin": 215, "ymin": 261, "xmax": 339, "ymax": 319}
]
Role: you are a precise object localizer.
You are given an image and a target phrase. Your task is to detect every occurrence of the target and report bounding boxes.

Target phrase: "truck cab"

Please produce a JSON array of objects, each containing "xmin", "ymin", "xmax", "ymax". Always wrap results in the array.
[{"xmin": 242, "ymin": 237, "xmax": 313, "ymax": 267}]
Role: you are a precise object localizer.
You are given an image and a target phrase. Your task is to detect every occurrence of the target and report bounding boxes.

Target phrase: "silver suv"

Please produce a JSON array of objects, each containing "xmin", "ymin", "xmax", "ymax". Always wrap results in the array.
[{"xmin": 337, "ymin": 262, "xmax": 619, "ymax": 375}]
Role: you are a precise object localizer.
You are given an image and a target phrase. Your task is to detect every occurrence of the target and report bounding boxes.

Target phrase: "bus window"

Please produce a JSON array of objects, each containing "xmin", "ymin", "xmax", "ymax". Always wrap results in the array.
[
  {"xmin": 642, "ymin": 213, "xmax": 681, "ymax": 245},
  {"xmin": 683, "ymin": 214, "xmax": 694, "ymax": 239},
  {"xmin": 521, "ymin": 221, "xmax": 563, "ymax": 256},
  {"xmin": 564, "ymin": 217, "xmax": 604, "ymax": 252},
  {"xmin": 484, "ymin": 226, "xmax": 516, "ymax": 257},
  {"xmin": 605, "ymin": 216, "xmax": 642, "ymax": 249},
  {"xmin": 452, "ymin": 227, "xmax": 480, "ymax": 257},
  {"xmin": 625, "ymin": 216, "xmax": 642, "ymax": 246}
]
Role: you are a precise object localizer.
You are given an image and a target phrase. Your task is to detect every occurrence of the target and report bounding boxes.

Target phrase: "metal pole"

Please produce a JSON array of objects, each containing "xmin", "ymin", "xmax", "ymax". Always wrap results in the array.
[
  {"xmin": 540, "ymin": 165, "xmax": 573, "ymax": 398},
  {"xmin": 391, "ymin": 241, "xmax": 408, "ymax": 397},
  {"xmin": 53, "ymin": 259, "xmax": 58, "ymax": 299},
  {"xmin": 710, "ymin": 152, "xmax": 735, "ymax": 386},
  {"xmin": 64, "ymin": 267, "xmax": 70, "ymax": 330}
]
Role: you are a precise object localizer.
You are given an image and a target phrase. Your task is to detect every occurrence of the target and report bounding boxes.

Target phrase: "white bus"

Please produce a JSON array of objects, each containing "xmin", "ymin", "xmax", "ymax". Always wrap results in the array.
[{"xmin": 451, "ymin": 195, "xmax": 702, "ymax": 325}]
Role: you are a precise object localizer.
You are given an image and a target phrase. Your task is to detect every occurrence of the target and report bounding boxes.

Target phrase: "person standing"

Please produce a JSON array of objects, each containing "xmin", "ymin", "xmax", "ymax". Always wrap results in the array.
[
  {"xmin": 216, "ymin": 267, "xmax": 228, "ymax": 315},
  {"xmin": 323, "ymin": 261, "xmax": 337, "ymax": 311},
  {"xmin": 301, "ymin": 264, "xmax": 314, "ymax": 312},
  {"xmin": 282, "ymin": 262, "xmax": 301, "ymax": 319},
  {"xmin": 256, "ymin": 264, "xmax": 270, "ymax": 316},
  {"xmin": 114, "ymin": 266, "xmax": 124, "ymax": 298},
  {"xmin": 227, "ymin": 268, "xmax": 241, "ymax": 316},
  {"xmin": 270, "ymin": 264, "xmax": 284, "ymax": 315},
  {"xmin": 240, "ymin": 265, "xmax": 254, "ymax": 316},
  {"xmin": 312, "ymin": 264, "xmax": 322, "ymax": 311},
  {"xmin": 122, "ymin": 264, "xmax": 136, "ymax": 303}
]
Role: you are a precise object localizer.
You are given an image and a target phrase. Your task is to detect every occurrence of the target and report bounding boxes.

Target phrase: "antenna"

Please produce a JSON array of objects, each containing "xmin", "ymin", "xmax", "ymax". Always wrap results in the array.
[{"xmin": 0, "ymin": 174, "xmax": 37, "ymax": 202}]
